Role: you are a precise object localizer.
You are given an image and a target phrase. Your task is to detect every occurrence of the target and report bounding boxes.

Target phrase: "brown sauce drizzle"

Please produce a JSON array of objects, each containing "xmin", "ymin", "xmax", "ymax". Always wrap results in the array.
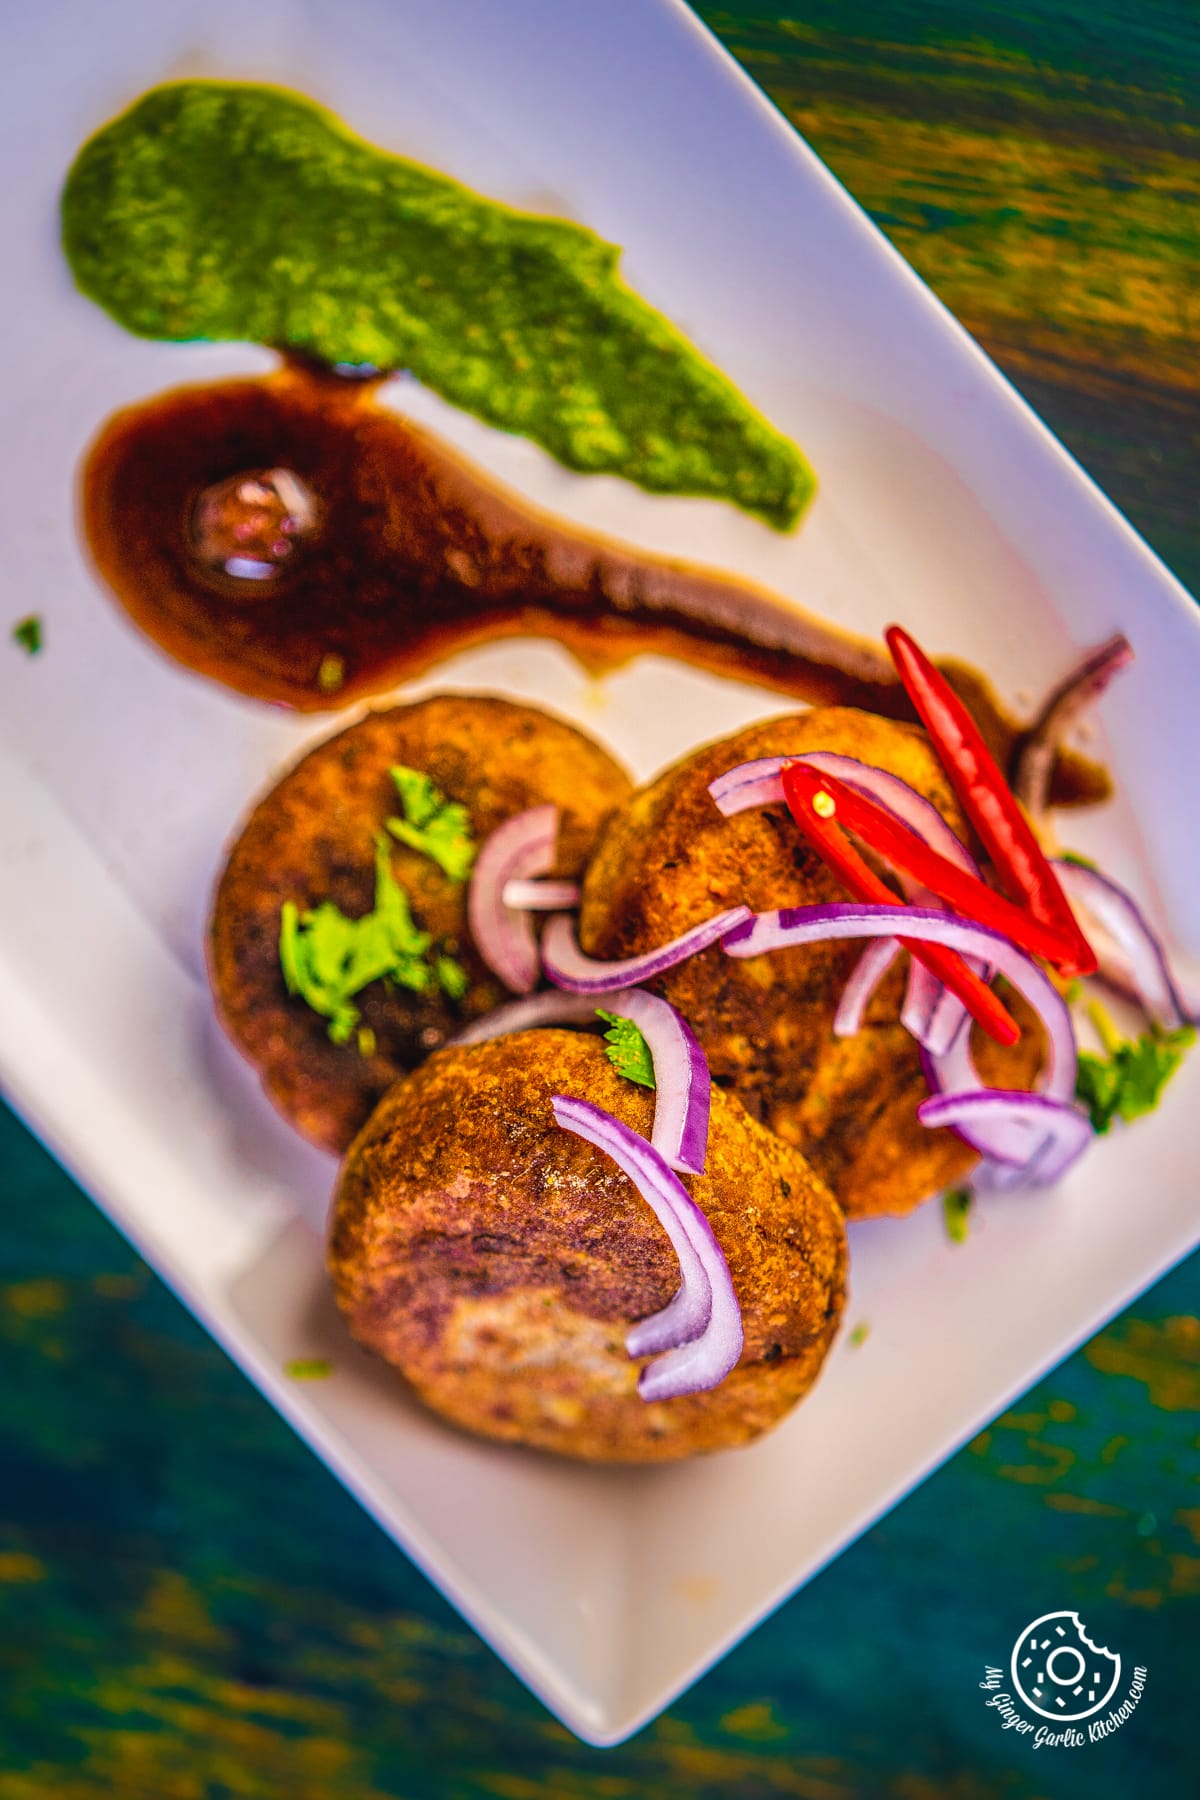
[{"xmin": 81, "ymin": 361, "xmax": 1106, "ymax": 806}]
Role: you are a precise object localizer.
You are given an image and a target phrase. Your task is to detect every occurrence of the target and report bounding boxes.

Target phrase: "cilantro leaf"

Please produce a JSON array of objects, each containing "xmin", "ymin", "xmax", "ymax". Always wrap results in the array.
[
  {"xmin": 1075, "ymin": 1023, "xmax": 1195, "ymax": 1135},
  {"xmin": 368, "ymin": 835, "xmax": 435, "ymax": 990},
  {"xmin": 11, "ymin": 615, "xmax": 42, "ymax": 656},
  {"xmin": 389, "ymin": 765, "xmax": 442, "ymax": 829},
  {"xmin": 285, "ymin": 1358, "xmax": 332, "ymax": 1380},
  {"xmin": 433, "ymin": 953, "xmax": 469, "ymax": 1001},
  {"xmin": 386, "ymin": 765, "xmax": 476, "ymax": 883},
  {"xmin": 279, "ymin": 835, "xmax": 434, "ymax": 1046},
  {"xmin": 596, "ymin": 1008, "xmax": 656, "ymax": 1088},
  {"xmin": 943, "ymin": 1187, "xmax": 973, "ymax": 1244},
  {"xmin": 848, "ymin": 1322, "xmax": 870, "ymax": 1348},
  {"xmin": 278, "ymin": 898, "xmax": 305, "ymax": 997}
]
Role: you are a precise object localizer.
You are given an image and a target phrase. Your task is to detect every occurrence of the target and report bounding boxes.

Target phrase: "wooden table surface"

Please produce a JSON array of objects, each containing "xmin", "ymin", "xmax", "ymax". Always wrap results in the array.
[{"xmin": 3, "ymin": 3, "xmax": 1198, "ymax": 1794}]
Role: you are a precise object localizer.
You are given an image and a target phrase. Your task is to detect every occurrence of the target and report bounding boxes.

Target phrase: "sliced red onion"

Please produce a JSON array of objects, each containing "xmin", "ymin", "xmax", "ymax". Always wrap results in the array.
[
  {"xmin": 712, "ymin": 753, "xmax": 987, "ymax": 1054},
  {"xmin": 898, "ymin": 883, "xmax": 954, "ymax": 1052},
  {"xmin": 708, "ymin": 756, "xmax": 791, "ymax": 816},
  {"xmin": 541, "ymin": 907, "xmax": 751, "ymax": 996},
  {"xmin": 606, "ymin": 987, "xmax": 712, "ymax": 1175},
  {"xmin": 725, "ymin": 904, "xmax": 1076, "ymax": 1096},
  {"xmin": 812, "ymin": 760, "xmax": 988, "ymax": 1055},
  {"xmin": 725, "ymin": 903, "xmax": 1080, "ymax": 1182},
  {"xmin": 1014, "ymin": 634, "xmax": 1134, "ymax": 818},
  {"xmin": 920, "ymin": 1062, "xmax": 1047, "ymax": 1169},
  {"xmin": 834, "ymin": 937, "xmax": 901, "ymax": 1037},
  {"xmin": 449, "ymin": 986, "xmax": 713, "ymax": 1176},
  {"xmin": 550, "ymin": 1096, "xmax": 743, "ymax": 1398},
  {"xmin": 552, "ymin": 1095, "xmax": 711, "ymax": 1361},
  {"xmin": 467, "ymin": 805, "xmax": 558, "ymax": 994},
  {"xmin": 922, "ymin": 956, "xmax": 1078, "ymax": 1174},
  {"xmin": 709, "ymin": 752, "xmax": 982, "ymax": 875},
  {"xmin": 902, "ymin": 956, "xmax": 965, "ymax": 1056},
  {"xmin": 813, "ymin": 756, "xmax": 993, "ymax": 1051},
  {"xmin": 897, "ymin": 882, "xmax": 986, "ymax": 1058},
  {"xmin": 924, "ymin": 988, "xmax": 973, "ymax": 1058},
  {"xmin": 713, "ymin": 751, "xmax": 918, "ymax": 1043},
  {"xmin": 445, "ymin": 990, "xmax": 601, "ymax": 1048},
  {"xmin": 1054, "ymin": 859, "xmax": 1189, "ymax": 1031},
  {"xmin": 501, "ymin": 878, "xmax": 581, "ymax": 912},
  {"xmin": 919, "ymin": 1090, "xmax": 1092, "ymax": 1187}
]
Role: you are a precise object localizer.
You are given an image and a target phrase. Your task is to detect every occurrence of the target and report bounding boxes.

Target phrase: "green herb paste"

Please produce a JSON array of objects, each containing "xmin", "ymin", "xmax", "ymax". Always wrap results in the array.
[{"xmin": 61, "ymin": 81, "xmax": 814, "ymax": 529}]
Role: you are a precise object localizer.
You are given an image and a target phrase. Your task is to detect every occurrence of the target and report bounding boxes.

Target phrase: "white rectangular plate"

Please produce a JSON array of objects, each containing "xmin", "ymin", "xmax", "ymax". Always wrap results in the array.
[{"xmin": 3, "ymin": 0, "xmax": 1199, "ymax": 1747}]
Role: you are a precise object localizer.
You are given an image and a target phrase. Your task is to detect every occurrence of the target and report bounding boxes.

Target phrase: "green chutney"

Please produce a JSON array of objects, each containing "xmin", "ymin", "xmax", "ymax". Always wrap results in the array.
[{"xmin": 61, "ymin": 81, "xmax": 815, "ymax": 530}]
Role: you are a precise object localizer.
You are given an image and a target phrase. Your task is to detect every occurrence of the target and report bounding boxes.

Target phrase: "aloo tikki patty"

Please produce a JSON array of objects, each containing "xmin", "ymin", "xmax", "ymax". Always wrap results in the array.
[
  {"xmin": 329, "ymin": 1031, "xmax": 847, "ymax": 1463},
  {"xmin": 578, "ymin": 706, "xmax": 1043, "ymax": 1217},
  {"xmin": 210, "ymin": 695, "xmax": 631, "ymax": 1153}
]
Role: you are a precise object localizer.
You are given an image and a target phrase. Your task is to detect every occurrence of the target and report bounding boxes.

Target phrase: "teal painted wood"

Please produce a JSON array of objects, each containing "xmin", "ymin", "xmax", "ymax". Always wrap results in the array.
[
  {"xmin": 3, "ymin": 2, "xmax": 1199, "ymax": 1794},
  {"xmin": 697, "ymin": 0, "xmax": 1200, "ymax": 598},
  {"xmin": 2, "ymin": 1105, "xmax": 1197, "ymax": 1795}
]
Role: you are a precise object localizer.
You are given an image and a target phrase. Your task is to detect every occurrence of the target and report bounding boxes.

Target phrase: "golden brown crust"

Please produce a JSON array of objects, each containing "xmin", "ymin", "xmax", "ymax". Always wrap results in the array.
[
  {"xmin": 328, "ymin": 1032, "xmax": 847, "ymax": 1462},
  {"xmin": 774, "ymin": 987, "xmax": 1044, "ymax": 1217},
  {"xmin": 210, "ymin": 696, "xmax": 631, "ymax": 1153},
  {"xmin": 579, "ymin": 707, "xmax": 1042, "ymax": 1217}
]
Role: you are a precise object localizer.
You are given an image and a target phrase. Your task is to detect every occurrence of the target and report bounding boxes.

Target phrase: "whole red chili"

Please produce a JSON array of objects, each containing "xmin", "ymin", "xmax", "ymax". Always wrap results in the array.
[
  {"xmin": 884, "ymin": 625, "xmax": 1098, "ymax": 978},
  {"xmin": 802, "ymin": 768, "xmax": 1078, "ymax": 968},
  {"xmin": 782, "ymin": 761, "xmax": 1020, "ymax": 1048}
]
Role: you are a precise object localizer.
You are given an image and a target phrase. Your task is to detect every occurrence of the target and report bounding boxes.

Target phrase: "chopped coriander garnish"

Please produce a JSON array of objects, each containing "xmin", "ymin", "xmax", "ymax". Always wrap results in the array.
[
  {"xmin": 280, "ymin": 834, "xmax": 433, "ymax": 1045},
  {"xmin": 596, "ymin": 1008, "xmax": 656, "ymax": 1088},
  {"xmin": 285, "ymin": 1358, "xmax": 332, "ymax": 1380},
  {"xmin": 386, "ymin": 765, "xmax": 476, "ymax": 882},
  {"xmin": 848, "ymin": 1322, "xmax": 870, "ymax": 1348},
  {"xmin": 433, "ymin": 953, "xmax": 470, "ymax": 1001},
  {"xmin": 1060, "ymin": 850, "xmax": 1097, "ymax": 870},
  {"xmin": 11, "ymin": 615, "xmax": 42, "ymax": 656},
  {"xmin": 1075, "ymin": 999, "xmax": 1195, "ymax": 1135},
  {"xmin": 943, "ymin": 1187, "xmax": 973, "ymax": 1245}
]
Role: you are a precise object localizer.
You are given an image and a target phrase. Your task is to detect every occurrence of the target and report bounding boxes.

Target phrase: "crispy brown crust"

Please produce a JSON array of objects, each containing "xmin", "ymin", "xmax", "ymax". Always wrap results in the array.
[
  {"xmin": 328, "ymin": 1032, "xmax": 847, "ymax": 1462},
  {"xmin": 209, "ymin": 696, "xmax": 631, "ymax": 1153},
  {"xmin": 578, "ymin": 707, "xmax": 1042, "ymax": 1217},
  {"xmin": 772, "ymin": 986, "xmax": 1044, "ymax": 1216}
]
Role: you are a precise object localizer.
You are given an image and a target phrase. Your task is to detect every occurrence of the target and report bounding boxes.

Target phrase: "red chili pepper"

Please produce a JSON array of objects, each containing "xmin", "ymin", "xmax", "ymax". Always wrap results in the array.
[
  {"xmin": 781, "ymin": 761, "xmax": 1020, "ymax": 1048},
  {"xmin": 884, "ymin": 625, "xmax": 1098, "ymax": 978},
  {"xmin": 803, "ymin": 768, "xmax": 1079, "ymax": 967}
]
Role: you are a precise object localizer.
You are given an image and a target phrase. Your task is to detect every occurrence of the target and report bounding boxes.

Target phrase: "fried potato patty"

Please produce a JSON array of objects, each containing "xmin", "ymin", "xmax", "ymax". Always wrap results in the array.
[
  {"xmin": 329, "ymin": 1032, "xmax": 847, "ymax": 1462},
  {"xmin": 578, "ymin": 707, "xmax": 1042, "ymax": 1217},
  {"xmin": 210, "ymin": 696, "xmax": 631, "ymax": 1153}
]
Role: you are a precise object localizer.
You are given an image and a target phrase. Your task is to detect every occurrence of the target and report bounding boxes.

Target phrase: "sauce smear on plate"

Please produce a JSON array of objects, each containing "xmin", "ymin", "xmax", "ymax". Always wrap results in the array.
[{"xmin": 80, "ymin": 362, "xmax": 1105, "ymax": 806}]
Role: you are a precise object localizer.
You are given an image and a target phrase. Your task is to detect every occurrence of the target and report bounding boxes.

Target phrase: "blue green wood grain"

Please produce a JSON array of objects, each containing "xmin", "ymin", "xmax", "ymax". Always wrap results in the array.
[
  {"xmin": 3, "ymin": 1, "xmax": 1199, "ymax": 1792},
  {"xmin": 1, "ymin": 1103, "xmax": 1197, "ymax": 1795},
  {"xmin": 701, "ymin": 0, "xmax": 1200, "ymax": 595}
]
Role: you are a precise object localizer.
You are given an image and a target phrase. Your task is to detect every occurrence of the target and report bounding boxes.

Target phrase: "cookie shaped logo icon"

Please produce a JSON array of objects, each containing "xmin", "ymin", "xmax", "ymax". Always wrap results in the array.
[{"xmin": 1011, "ymin": 1612, "xmax": 1122, "ymax": 1722}]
